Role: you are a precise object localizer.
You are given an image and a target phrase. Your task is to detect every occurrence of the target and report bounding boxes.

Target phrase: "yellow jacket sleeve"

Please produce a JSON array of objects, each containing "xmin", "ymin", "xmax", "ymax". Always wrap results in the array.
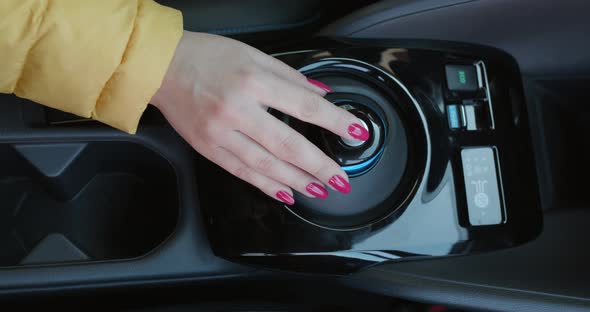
[{"xmin": 0, "ymin": 0, "xmax": 183, "ymax": 134}]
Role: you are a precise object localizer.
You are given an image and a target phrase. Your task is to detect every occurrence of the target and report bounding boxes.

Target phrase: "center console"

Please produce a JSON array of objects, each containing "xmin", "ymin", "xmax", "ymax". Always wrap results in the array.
[
  {"xmin": 0, "ymin": 0, "xmax": 567, "ymax": 299},
  {"xmin": 198, "ymin": 39, "xmax": 543, "ymax": 273},
  {"xmin": 0, "ymin": 38, "xmax": 545, "ymax": 298}
]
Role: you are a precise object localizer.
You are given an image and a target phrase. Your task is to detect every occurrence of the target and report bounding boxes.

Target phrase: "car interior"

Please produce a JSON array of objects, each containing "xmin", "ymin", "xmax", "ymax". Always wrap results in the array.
[{"xmin": 1, "ymin": 0, "xmax": 590, "ymax": 311}]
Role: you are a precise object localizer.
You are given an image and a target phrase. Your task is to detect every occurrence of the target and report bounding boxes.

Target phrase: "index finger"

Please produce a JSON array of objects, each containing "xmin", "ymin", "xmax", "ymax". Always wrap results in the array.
[{"xmin": 257, "ymin": 73, "xmax": 370, "ymax": 142}]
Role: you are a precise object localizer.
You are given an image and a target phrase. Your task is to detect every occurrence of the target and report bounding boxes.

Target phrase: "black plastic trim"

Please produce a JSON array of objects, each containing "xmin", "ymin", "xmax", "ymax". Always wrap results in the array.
[{"xmin": 0, "ymin": 125, "xmax": 250, "ymax": 294}]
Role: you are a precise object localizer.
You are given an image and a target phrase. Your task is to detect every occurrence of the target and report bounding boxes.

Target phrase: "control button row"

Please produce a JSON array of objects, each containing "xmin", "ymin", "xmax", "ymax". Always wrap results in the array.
[
  {"xmin": 446, "ymin": 102, "xmax": 486, "ymax": 131},
  {"xmin": 444, "ymin": 62, "xmax": 495, "ymax": 131}
]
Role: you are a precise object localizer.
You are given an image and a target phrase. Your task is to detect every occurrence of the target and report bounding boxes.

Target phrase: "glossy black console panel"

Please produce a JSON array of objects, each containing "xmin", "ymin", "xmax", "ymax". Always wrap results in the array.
[
  {"xmin": 198, "ymin": 40, "xmax": 542, "ymax": 273},
  {"xmin": 273, "ymin": 59, "xmax": 428, "ymax": 230}
]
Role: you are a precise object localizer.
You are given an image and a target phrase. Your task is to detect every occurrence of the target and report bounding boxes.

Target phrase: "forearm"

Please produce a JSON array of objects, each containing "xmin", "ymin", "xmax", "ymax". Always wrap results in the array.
[{"xmin": 0, "ymin": 0, "xmax": 183, "ymax": 134}]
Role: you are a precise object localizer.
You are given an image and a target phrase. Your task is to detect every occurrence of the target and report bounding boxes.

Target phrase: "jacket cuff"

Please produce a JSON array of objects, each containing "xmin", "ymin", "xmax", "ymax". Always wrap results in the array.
[{"xmin": 92, "ymin": 0, "xmax": 183, "ymax": 134}]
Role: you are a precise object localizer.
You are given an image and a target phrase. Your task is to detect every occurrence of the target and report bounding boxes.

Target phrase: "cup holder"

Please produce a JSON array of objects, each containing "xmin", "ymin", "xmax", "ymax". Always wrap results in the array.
[{"xmin": 0, "ymin": 141, "xmax": 179, "ymax": 266}]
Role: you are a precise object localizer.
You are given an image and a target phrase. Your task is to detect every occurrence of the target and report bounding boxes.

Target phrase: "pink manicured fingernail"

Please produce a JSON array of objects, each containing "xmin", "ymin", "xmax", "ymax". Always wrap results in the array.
[
  {"xmin": 276, "ymin": 191, "xmax": 295, "ymax": 205},
  {"xmin": 329, "ymin": 175, "xmax": 351, "ymax": 194},
  {"xmin": 306, "ymin": 182, "xmax": 329, "ymax": 199},
  {"xmin": 307, "ymin": 78, "xmax": 333, "ymax": 93},
  {"xmin": 348, "ymin": 123, "xmax": 370, "ymax": 141}
]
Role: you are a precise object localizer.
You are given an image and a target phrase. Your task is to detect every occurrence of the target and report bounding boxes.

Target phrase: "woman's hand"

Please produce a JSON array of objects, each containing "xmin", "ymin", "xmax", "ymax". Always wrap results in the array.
[{"xmin": 151, "ymin": 32, "xmax": 369, "ymax": 205}]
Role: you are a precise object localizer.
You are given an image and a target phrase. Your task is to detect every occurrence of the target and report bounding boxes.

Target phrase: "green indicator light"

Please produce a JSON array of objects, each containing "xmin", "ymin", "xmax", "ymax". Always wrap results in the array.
[{"xmin": 458, "ymin": 70, "xmax": 467, "ymax": 84}]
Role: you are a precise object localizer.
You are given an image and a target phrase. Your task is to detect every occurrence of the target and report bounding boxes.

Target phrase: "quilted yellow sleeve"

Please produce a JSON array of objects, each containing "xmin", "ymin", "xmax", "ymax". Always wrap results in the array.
[{"xmin": 0, "ymin": 0, "xmax": 183, "ymax": 134}]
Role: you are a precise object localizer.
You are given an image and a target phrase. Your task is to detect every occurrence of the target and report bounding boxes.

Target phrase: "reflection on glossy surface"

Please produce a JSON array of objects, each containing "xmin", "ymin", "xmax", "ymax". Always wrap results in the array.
[
  {"xmin": 197, "ymin": 40, "xmax": 543, "ymax": 274},
  {"xmin": 287, "ymin": 59, "xmax": 427, "ymax": 231}
]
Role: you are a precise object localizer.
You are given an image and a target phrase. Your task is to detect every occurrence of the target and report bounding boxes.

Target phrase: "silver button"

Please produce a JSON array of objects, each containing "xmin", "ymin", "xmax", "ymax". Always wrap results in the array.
[
  {"xmin": 340, "ymin": 119, "xmax": 368, "ymax": 147},
  {"xmin": 464, "ymin": 105, "xmax": 477, "ymax": 131}
]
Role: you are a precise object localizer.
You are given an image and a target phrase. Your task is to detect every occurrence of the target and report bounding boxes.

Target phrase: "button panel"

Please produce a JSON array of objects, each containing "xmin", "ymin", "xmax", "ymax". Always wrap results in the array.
[
  {"xmin": 461, "ymin": 147, "xmax": 504, "ymax": 226},
  {"xmin": 445, "ymin": 64, "xmax": 479, "ymax": 91}
]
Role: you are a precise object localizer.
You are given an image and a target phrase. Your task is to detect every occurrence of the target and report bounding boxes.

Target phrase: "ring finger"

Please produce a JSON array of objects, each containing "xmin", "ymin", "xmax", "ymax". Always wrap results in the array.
[{"xmin": 222, "ymin": 130, "xmax": 329, "ymax": 199}]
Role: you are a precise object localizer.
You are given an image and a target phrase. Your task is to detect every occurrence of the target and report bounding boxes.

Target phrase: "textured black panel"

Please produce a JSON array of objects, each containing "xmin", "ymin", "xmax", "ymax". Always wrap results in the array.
[
  {"xmin": 0, "ymin": 141, "xmax": 178, "ymax": 266},
  {"xmin": 344, "ymin": 209, "xmax": 590, "ymax": 311},
  {"xmin": 157, "ymin": 0, "xmax": 320, "ymax": 34},
  {"xmin": 321, "ymin": 0, "xmax": 590, "ymax": 77}
]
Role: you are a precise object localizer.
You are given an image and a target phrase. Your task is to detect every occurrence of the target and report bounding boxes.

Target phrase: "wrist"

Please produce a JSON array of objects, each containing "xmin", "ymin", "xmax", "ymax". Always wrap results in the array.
[{"xmin": 150, "ymin": 31, "xmax": 188, "ymax": 109}]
